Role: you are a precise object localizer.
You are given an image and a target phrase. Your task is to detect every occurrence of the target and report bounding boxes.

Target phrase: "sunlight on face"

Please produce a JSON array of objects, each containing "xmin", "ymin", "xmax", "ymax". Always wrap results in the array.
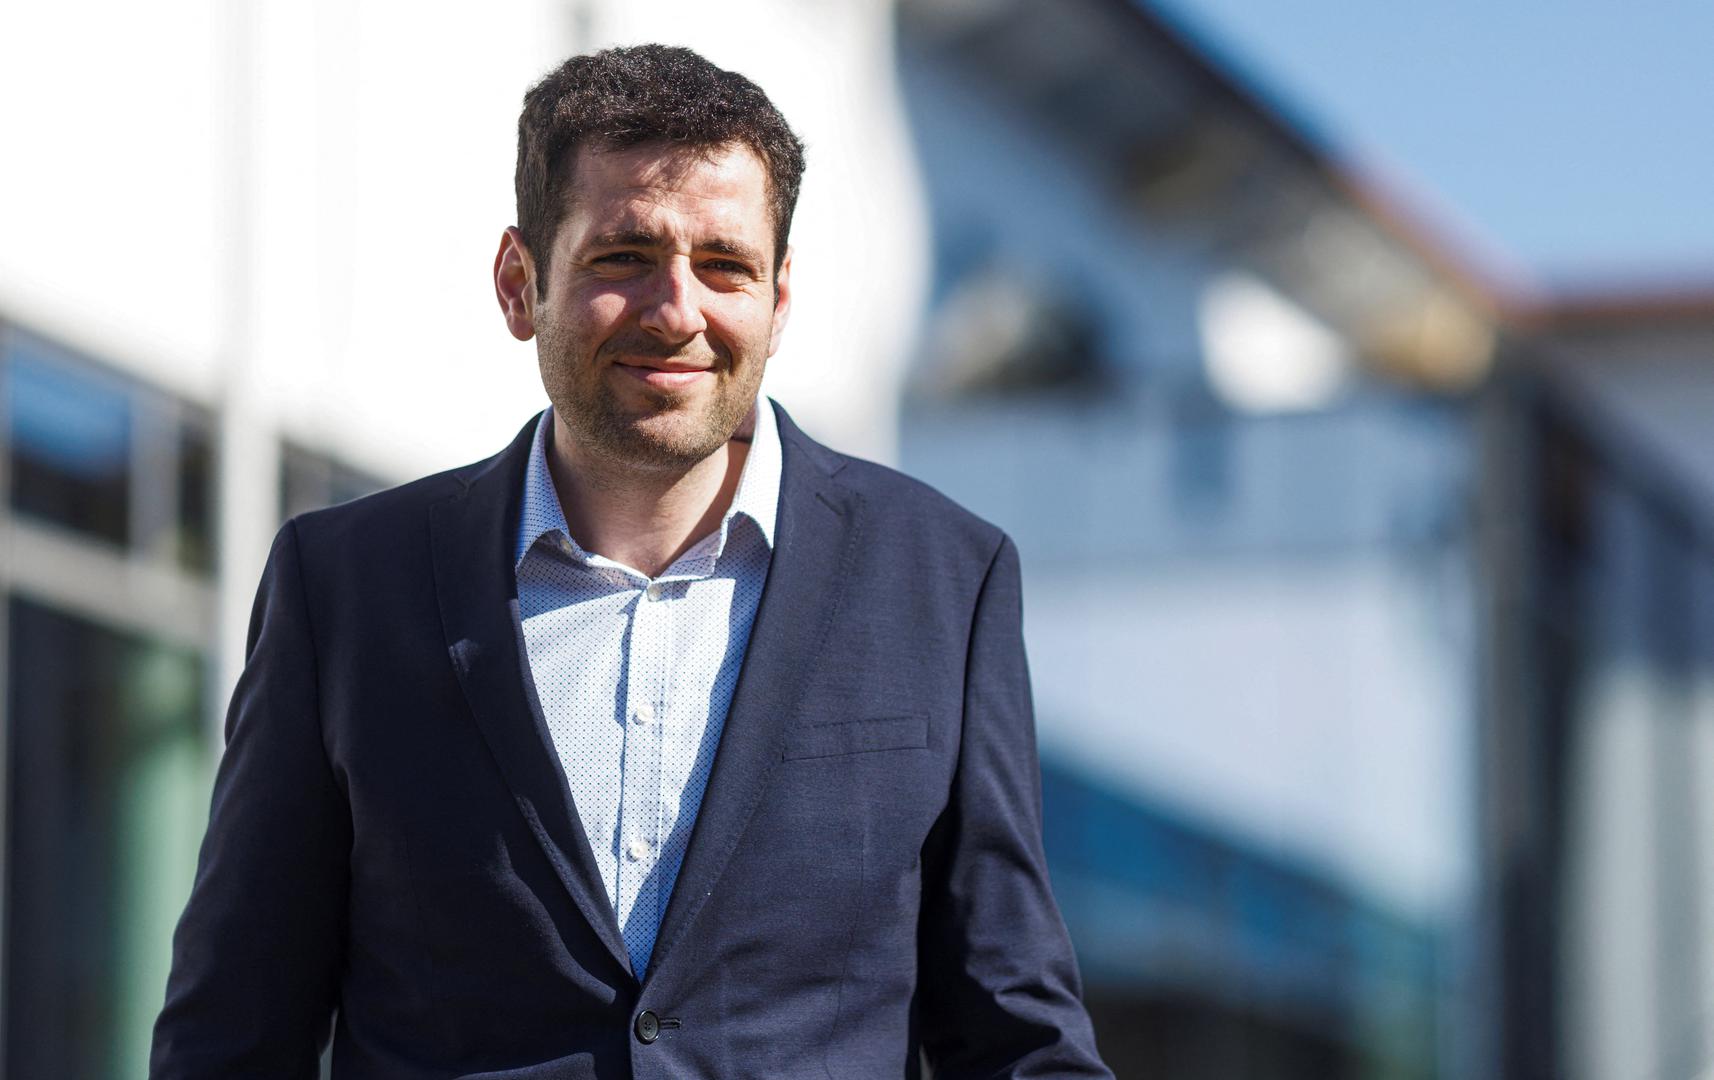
[{"xmin": 532, "ymin": 142, "xmax": 791, "ymax": 471}]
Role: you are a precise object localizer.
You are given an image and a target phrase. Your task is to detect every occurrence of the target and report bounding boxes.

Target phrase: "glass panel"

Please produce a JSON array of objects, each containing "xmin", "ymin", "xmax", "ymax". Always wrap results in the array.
[
  {"xmin": 175, "ymin": 417, "xmax": 216, "ymax": 574},
  {"xmin": 5, "ymin": 598, "xmax": 210, "ymax": 1080},
  {"xmin": 279, "ymin": 441, "xmax": 387, "ymax": 524},
  {"xmin": 5, "ymin": 333, "xmax": 132, "ymax": 546},
  {"xmin": 329, "ymin": 461, "xmax": 386, "ymax": 508},
  {"xmin": 280, "ymin": 442, "xmax": 335, "ymax": 523}
]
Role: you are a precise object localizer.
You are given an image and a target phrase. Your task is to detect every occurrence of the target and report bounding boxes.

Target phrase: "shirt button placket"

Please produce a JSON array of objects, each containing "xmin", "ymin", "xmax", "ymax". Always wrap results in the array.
[{"xmin": 620, "ymin": 580, "xmax": 666, "ymax": 972}]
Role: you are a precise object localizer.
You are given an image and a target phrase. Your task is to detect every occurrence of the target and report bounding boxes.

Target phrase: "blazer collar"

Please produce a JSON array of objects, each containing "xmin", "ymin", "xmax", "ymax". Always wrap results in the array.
[
  {"xmin": 427, "ymin": 403, "xmax": 862, "ymax": 990},
  {"xmin": 429, "ymin": 413, "xmax": 635, "ymax": 979}
]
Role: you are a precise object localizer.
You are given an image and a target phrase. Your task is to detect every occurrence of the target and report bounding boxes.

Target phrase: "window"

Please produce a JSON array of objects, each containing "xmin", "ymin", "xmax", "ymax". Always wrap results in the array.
[
  {"xmin": 1, "ymin": 319, "xmax": 221, "ymax": 1076},
  {"xmin": 2, "ymin": 326, "xmax": 218, "ymax": 573},
  {"xmin": 5, "ymin": 598, "xmax": 209, "ymax": 1078},
  {"xmin": 175, "ymin": 418, "xmax": 216, "ymax": 573},
  {"xmin": 5, "ymin": 331, "xmax": 133, "ymax": 545},
  {"xmin": 280, "ymin": 441, "xmax": 388, "ymax": 524}
]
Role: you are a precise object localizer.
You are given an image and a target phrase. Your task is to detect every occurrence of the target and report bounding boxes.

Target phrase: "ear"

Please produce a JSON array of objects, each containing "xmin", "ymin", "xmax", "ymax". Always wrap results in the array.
[
  {"xmin": 767, "ymin": 245, "xmax": 793, "ymax": 358},
  {"xmin": 494, "ymin": 226, "xmax": 537, "ymax": 341}
]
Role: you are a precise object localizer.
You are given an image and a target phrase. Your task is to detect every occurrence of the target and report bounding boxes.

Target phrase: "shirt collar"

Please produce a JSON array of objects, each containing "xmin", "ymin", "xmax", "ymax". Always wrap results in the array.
[{"xmin": 514, "ymin": 397, "xmax": 782, "ymax": 573}]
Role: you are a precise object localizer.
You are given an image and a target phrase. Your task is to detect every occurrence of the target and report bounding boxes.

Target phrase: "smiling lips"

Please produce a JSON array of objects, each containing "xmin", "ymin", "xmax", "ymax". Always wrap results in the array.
[{"xmin": 613, "ymin": 360, "xmax": 713, "ymax": 390}]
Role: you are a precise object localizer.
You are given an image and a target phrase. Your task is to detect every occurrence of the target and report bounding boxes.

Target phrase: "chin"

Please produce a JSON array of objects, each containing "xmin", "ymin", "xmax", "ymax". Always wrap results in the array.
[{"xmin": 601, "ymin": 409, "xmax": 733, "ymax": 470}]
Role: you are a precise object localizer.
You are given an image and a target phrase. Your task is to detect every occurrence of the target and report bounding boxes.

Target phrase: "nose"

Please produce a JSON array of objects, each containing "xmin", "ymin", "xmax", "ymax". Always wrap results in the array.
[{"xmin": 637, "ymin": 256, "xmax": 708, "ymax": 342}]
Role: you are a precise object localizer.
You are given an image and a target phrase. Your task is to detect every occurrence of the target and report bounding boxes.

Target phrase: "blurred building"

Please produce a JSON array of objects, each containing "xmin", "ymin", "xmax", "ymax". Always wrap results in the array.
[
  {"xmin": 1, "ymin": 1, "xmax": 1710, "ymax": 1078},
  {"xmin": 893, "ymin": 1, "xmax": 1488, "ymax": 1075},
  {"xmin": 891, "ymin": 1, "xmax": 1714, "ymax": 1079}
]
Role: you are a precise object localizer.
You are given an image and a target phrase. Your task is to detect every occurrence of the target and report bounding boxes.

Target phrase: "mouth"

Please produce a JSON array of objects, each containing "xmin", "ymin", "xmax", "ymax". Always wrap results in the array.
[{"xmin": 612, "ymin": 360, "xmax": 714, "ymax": 391}]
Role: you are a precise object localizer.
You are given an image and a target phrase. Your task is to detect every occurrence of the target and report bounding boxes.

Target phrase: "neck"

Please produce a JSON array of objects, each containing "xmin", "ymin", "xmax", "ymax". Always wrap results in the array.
[{"xmin": 546, "ymin": 414, "xmax": 750, "ymax": 579}]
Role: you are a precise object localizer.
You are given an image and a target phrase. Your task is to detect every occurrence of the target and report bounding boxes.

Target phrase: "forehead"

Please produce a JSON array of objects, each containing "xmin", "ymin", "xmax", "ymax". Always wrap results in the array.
[{"xmin": 561, "ymin": 142, "xmax": 772, "ymax": 242}]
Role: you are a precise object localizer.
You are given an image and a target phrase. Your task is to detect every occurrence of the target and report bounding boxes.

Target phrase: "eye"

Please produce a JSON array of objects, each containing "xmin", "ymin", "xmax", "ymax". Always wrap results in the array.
[
  {"xmin": 702, "ymin": 259, "xmax": 754, "ymax": 279},
  {"xmin": 594, "ymin": 252, "xmax": 645, "ymax": 266}
]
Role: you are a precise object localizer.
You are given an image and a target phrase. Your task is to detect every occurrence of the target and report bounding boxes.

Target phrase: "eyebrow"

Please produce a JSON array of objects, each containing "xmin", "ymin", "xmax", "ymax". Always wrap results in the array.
[
  {"xmin": 585, "ymin": 230, "xmax": 766, "ymax": 268},
  {"xmin": 587, "ymin": 229, "xmax": 663, "ymax": 251}
]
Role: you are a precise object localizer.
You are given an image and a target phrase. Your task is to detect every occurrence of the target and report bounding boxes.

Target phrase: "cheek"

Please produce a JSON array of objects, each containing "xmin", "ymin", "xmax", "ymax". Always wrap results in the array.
[
  {"xmin": 709, "ymin": 298, "xmax": 780, "ymax": 353},
  {"xmin": 566, "ymin": 287, "xmax": 632, "ymax": 333},
  {"xmin": 536, "ymin": 289, "xmax": 629, "ymax": 359}
]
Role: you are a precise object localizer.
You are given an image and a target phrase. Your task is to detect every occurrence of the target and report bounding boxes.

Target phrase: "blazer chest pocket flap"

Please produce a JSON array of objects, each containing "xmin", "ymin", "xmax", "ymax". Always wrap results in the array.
[{"xmin": 783, "ymin": 714, "xmax": 928, "ymax": 761}]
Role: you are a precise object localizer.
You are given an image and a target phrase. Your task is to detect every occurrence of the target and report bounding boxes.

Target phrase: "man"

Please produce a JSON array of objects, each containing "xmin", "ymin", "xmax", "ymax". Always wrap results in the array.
[{"xmin": 153, "ymin": 45, "xmax": 1109, "ymax": 1079}]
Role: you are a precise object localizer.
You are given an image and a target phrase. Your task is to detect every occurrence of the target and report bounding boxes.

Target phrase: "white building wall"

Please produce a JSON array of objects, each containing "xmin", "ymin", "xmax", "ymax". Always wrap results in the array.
[{"xmin": 1024, "ymin": 553, "xmax": 1474, "ymax": 922}]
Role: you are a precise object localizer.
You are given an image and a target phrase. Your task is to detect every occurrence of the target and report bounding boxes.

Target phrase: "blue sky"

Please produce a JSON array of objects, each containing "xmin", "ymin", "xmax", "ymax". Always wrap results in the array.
[{"xmin": 1150, "ymin": 0, "xmax": 1714, "ymax": 293}]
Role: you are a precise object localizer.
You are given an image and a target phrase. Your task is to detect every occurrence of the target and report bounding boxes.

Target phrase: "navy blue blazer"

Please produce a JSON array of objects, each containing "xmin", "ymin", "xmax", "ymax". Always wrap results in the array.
[{"xmin": 152, "ymin": 404, "xmax": 1110, "ymax": 1079}]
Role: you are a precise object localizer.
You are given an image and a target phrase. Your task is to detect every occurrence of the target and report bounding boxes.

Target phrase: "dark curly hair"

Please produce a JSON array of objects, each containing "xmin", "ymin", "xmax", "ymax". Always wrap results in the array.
[{"xmin": 514, "ymin": 45, "xmax": 806, "ymax": 292}]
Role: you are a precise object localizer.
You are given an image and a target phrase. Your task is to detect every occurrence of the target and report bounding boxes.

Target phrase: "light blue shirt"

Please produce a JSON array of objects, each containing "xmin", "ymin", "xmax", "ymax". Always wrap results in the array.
[{"xmin": 514, "ymin": 401, "xmax": 781, "ymax": 978}]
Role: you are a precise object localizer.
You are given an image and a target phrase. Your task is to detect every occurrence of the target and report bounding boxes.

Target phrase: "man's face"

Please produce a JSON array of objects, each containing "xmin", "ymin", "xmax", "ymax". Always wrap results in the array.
[{"xmin": 522, "ymin": 141, "xmax": 791, "ymax": 471}]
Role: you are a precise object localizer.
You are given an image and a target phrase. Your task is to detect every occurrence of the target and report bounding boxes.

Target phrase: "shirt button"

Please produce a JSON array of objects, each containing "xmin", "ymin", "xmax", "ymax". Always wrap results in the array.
[
  {"xmin": 626, "ymin": 838, "xmax": 651, "ymax": 862},
  {"xmin": 635, "ymin": 1010, "xmax": 660, "ymax": 1044},
  {"xmin": 635, "ymin": 702, "xmax": 657, "ymax": 724},
  {"xmin": 645, "ymin": 582, "xmax": 664, "ymax": 602}
]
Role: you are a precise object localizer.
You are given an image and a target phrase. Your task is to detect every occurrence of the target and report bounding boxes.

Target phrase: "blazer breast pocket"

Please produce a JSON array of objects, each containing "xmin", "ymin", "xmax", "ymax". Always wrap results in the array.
[{"xmin": 782, "ymin": 714, "xmax": 928, "ymax": 761}]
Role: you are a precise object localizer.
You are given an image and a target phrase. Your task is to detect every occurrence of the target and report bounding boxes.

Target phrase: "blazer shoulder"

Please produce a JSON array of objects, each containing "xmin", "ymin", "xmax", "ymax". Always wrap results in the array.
[
  {"xmin": 780, "ymin": 415, "xmax": 1008, "ymax": 569},
  {"xmin": 842, "ymin": 455, "xmax": 1001, "ymax": 540}
]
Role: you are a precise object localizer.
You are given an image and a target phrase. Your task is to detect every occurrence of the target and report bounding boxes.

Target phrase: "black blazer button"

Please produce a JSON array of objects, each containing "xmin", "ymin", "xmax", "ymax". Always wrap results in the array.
[{"xmin": 634, "ymin": 1010, "xmax": 661, "ymax": 1044}]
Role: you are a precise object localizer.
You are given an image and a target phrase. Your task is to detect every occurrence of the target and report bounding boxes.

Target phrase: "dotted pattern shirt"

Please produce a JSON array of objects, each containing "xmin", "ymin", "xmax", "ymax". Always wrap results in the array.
[{"xmin": 514, "ymin": 401, "xmax": 780, "ymax": 979}]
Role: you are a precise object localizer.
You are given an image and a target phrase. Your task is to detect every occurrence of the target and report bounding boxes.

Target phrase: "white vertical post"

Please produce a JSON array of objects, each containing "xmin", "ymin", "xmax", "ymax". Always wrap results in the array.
[{"xmin": 212, "ymin": 0, "xmax": 278, "ymax": 751}]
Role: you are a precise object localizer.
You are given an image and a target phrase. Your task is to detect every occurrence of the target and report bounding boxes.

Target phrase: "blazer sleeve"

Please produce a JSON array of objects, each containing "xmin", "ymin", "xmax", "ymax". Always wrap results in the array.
[
  {"xmin": 917, "ymin": 534, "xmax": 1112, "ymax": 1079},
  {"xmin": 151, "ymin": 520, "xmax": 351, "ymax": 1078}
]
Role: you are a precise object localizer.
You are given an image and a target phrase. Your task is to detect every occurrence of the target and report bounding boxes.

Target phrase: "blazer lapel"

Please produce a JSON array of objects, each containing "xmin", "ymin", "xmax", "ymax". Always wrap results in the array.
[
  {"xmin": 428, "ymin": 415, "xmax": 634, "ymax": 980},
  {"xmin": 647, "ymin": 404, "xmax": 863, "ymax": 983}
]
